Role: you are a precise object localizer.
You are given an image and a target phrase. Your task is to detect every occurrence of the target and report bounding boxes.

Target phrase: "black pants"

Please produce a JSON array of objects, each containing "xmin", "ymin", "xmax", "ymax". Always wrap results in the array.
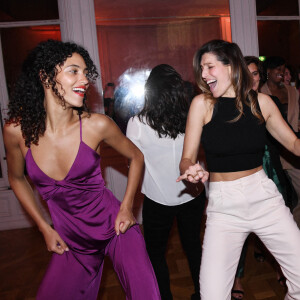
[{"xmin": 142, "ymin": 191, "xmax": 206, "ymax": 300}]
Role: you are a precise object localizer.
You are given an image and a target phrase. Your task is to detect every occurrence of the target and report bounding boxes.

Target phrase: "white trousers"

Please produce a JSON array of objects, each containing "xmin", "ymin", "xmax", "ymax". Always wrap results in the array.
[{"xmin": 200, "ymin": 169, "xmax": 300, "ymax": 300}]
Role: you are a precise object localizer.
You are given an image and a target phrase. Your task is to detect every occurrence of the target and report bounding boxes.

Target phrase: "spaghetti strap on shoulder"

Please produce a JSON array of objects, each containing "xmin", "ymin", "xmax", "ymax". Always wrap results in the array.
[{"xmin": 79, "ymin": 114, "xmax": 82, "ymax": 141}]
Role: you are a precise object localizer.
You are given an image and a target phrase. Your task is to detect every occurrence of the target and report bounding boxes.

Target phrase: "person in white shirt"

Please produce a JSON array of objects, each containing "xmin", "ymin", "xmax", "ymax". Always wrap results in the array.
[{"xmin": 126, "ymin": 64, "xmax": 208, "ymax": 300}]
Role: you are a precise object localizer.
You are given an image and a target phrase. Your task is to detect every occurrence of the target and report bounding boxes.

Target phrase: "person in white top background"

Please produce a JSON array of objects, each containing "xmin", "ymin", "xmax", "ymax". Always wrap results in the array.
[{"xmin": 126, "ymin": 64, "xmax": 208, "ymax": 300}]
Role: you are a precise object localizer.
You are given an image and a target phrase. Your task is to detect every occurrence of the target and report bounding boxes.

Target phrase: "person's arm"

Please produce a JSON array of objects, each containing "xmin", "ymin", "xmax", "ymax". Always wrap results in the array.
[
  {"xmin": 3, "ymin": 123, "xmax": 69, "ymax": 254},
  {"xmin": 96, "ymin": 115, "xmax": 144, "ymax": 235},
  {"xmin": 268, "ymin": 95, "xmax": 300, "ymax": 137},
  {"xmin": 258, "ymin": 93, "xmax": 300, "ymax": 156},
  {"xmin": 177, "ymin": 95, "xmax": 209, "ymax": 183}
]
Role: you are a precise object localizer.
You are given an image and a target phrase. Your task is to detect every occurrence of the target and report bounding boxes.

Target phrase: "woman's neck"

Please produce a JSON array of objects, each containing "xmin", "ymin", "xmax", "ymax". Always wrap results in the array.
[
  {"xmin": 267, "ymin": 80, "xmax": 283, "ymax": 90},
  {"xmin": 44, "ymin": 98, "xmax": 77, "ymax": 133}
]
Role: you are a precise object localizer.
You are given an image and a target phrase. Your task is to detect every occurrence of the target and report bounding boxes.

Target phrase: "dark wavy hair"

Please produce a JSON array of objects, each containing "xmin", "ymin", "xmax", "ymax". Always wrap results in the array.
[
  {"xmin": 7, "ymin": 39, "xmax": 99, "ymax": 147},
  {"xmin": 244, "ymin": 56, "xmax": 263, "ymax": 90},
  {"xmin": 244, "ymin": 56, "xmax": 263, "ymax": 78},
  {"xmin": 193, "ymin": 39, "xmax": 263, "ymax": 123},
  {"xmin": 138, "ymin": 64, "xmax": 189, "ymax": 139}
]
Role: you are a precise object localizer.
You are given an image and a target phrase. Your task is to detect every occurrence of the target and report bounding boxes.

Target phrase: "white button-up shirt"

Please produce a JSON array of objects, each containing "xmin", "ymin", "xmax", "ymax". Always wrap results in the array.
[{"xmin": 126, "ymin": 116, "xmax": 203, "ymax": 206}]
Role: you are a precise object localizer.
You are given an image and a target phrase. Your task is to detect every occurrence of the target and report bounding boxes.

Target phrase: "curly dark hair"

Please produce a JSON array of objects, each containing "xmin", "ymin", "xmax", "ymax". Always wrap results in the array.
[
  {"xmin": 138, "ymin": 64, "xmax": 189, "ymax": 139},
  {"xmin": 193, "ymin": 39, "xmax": 264, "ymax": 123},
  {"xmin": 7, "ymin": 39, "xmax": 99, "ymax": 147}
]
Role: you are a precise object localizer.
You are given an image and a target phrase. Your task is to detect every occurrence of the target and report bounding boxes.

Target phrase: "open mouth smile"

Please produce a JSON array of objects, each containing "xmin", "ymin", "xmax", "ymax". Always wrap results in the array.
[
  {"xmin": 73, "ymin": 86, "xmax": 87, "ymax": 97},
  {"xmin": 207, "ymin": 79, "xmax": 217, "ymax": 91}
]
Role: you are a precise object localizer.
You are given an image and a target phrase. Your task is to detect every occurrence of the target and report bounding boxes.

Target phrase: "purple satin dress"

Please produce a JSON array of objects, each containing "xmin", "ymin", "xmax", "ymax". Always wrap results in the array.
[{"xmin": 25, "ymin": 116, "xmax": 160, "ymax": 300}]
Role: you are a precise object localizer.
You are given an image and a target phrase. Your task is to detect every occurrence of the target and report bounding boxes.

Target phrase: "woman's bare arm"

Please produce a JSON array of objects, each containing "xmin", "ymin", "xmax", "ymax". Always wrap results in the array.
[
  {"xmin": 93, "ymin": 115, "xmax": 144, "ymax": 235},
  {"xmin": 258, "ymin": 93, "xmax": 300, "ymax": 156},
  {"xmin": 178, "ymin": 95, "xmax": 209, "ymax": 183},
  {"xmin": 3, "ymin": 123, "xmax": 69, "ymax": 254}
]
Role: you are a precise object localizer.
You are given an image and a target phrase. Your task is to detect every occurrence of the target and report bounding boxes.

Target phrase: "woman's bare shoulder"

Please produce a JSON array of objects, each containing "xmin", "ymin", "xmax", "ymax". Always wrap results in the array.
[
  {"xmin": 192, "ymin": 93, "xmax": 207, "ymax": 103},
  {"xmin": 3, "ymin": 122, "xmax": 22, "ymax": 141},
  {"xmin": 191, "ymin": 94, "xmax": 214, "ymax": 109},
  {"xmin": 257, "ymin": 92, "xmax": 279, "ymax": 121},
  {"xmin": 80, "ymin": 112, "xmax": 120, "ymax": 143},
  {"xmin": 82, "ymin": 112, "xmax": 113, "ymax": 130},
  {"xmin": 3, "ymin": 122, "xmax": 26, "ymax": 155},
  {"xmin": 190, "ymin": 94, "xmax": 214, "ymax": 120},
  {"xmin": 257, "ymin": 92, "xmax": 276, "ymax": 110}
]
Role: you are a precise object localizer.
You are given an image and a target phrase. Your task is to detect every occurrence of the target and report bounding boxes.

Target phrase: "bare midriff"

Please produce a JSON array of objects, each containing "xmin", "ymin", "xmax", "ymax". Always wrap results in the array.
[{"xmin": 210, "ymin": 165, "xmax": 263, "ymax": 182}]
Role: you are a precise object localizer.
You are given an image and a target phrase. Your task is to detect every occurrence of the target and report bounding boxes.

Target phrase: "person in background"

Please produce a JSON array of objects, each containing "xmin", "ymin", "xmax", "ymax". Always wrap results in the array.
[
  {"xmin": 4, "ymin": 39, "xmax": 160, "ymax": 300},
  {"xmin": 284, "ymin": 64, "xmax": 299, "ymax": 88},
  {"xmin": 103, "ymin": 82, "xmax": 115, "ymax": 118},
  {"xmin": 127, "ymin": 64, "xmax": 207, "ymax": 300},
  {"xmin": 178, "ymin": 39, "xmax": 300, "ymax": 299},
  {"xmin": 261, "ymin": 56, "xmax": 300, "ymax": 228},
  {"xmin": 284, "ymin": 65, "xmax": 292, "ymax": 86}
]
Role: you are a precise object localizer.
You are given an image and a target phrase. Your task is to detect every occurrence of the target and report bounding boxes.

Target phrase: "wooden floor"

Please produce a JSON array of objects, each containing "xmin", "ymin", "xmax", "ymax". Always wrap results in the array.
[{"xmin": 0, "ymin": 223, "xmax": 286, "ymax": 300}]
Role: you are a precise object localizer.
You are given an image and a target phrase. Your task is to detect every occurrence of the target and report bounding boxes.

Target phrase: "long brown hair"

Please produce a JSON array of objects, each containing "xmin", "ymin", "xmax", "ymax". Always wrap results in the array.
[{"xmin": 193, "ymin": 39, "xmax": 263, "ymax": 123}]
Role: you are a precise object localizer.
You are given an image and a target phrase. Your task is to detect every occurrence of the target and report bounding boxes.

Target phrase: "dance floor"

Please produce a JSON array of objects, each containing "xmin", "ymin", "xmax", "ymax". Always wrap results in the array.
[{"xmin": 0, "ymin": 223, "xmax": 286, "ymax": 300}]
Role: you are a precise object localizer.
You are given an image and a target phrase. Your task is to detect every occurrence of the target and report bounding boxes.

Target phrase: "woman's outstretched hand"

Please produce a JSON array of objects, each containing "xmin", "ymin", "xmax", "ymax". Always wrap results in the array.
[
  {"xmin": 41, "ymin": 225, "xmax": 69, "ymax": 255},
  {"xmin": 115, "ymin": 206, "xmax": 136, "ymax": 236},
  {"xmin": 176, "ymin": 163, "xmax": 209, "ymax": 183}
]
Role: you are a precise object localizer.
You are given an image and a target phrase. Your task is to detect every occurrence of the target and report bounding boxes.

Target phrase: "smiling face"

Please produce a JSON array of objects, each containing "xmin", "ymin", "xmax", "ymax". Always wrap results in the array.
[
  {"xmin": 200, "ymin": 52, "xmax": 235, "ymax": 98},
  {"xmin": 54, "ymin": 53, "xmax": 89, "ymax": 107},
  {"xmin": 248, "ymin": 63, "xmax": 260, "ymax": 92},
  {"xmin": 267, "ymin": 64, "xmax": 285, "ymax": 85}
]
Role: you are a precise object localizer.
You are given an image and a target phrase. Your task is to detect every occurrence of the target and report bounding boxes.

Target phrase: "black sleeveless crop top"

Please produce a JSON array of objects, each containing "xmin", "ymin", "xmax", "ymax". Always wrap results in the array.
[{"xmin": 201, "ymin": 97, "xmax": 266, "ymax": 172}]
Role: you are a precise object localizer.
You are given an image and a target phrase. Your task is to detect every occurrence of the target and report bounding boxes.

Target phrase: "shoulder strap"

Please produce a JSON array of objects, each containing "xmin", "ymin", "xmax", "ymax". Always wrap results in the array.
[{"xmin": 79, "ymin": 114, "xmax": 82, "ymax": 141}]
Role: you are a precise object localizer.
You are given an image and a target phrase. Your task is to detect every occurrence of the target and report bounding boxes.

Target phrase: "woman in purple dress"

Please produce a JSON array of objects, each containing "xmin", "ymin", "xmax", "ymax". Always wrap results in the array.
[{"xmin": 4, "ymin": 39, "xmax": 160, "ymax": 300}]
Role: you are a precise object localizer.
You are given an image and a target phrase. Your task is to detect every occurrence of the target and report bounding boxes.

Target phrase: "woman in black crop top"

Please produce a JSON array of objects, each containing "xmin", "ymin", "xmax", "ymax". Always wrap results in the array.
[{"xmin": 177, "ymin": 40, "xmax": 300, "ymax": 300}]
